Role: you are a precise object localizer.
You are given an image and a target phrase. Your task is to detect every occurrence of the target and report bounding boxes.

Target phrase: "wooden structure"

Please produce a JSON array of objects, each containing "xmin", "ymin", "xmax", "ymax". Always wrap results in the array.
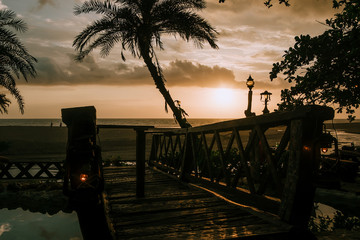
[
  {"xmin": 103, "ymin": 165, "xmax": 292, "ymax": 239},
  {"xmin": 146, "ymin": 105, "xmax": 334, "ymax": 227},
  {"xmin": 0, "ymin": 105, "xmax": 335, "ymax": 239},
  {"xmin": 0, "ymin": 158, "xmax": 63, "ymax": 179},
  {"xmin": 101, "ymin": 105, "xmax": 334, "ymax": 239}
]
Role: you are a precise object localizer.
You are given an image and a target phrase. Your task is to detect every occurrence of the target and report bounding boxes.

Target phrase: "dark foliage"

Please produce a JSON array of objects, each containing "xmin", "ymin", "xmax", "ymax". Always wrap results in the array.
[
  {"xmin": 73, "ymin": 0, "xmax": 218, "ymax": 128},
  {"xmin": 0, "ymin": 9, "xmax": 37, "ymax": 114},
  {"xmin": 270, "ymin": 0, "xmax": 360, "ymax": 121}
]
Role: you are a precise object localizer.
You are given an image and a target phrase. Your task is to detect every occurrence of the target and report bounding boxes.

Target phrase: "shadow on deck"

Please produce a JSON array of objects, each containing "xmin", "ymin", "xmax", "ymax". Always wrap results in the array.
[{"xmin": 103, "ymin": 166, "xmax": 295, "ymax": 240}]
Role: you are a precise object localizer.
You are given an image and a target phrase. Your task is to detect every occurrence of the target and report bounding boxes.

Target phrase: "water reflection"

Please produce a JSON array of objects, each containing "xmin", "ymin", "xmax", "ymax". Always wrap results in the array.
[
  {"xmin": 0, "ymin": 208, "xmax": 82, "ymax": 239},
  {"xmin": 329, "ymin": 130, "xmax": 360, "ymax": 147}
]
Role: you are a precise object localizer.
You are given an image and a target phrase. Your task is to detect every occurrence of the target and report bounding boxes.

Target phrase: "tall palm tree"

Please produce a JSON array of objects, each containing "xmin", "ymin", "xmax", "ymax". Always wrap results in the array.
[
  {"xmin": 0, "ymin": 9, "xmax": 37, "ymax": 114},
  {"xmin": 73, "ymin": 0, "xmax": 218, "ymax": 128}
]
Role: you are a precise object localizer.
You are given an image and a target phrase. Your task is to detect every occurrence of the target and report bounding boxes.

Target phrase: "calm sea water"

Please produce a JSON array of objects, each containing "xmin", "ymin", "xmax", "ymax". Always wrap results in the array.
[
  {"xmin": 0, "ymin": 209, "xmax": 82, "ymax": 240},
  {"xmin": 1, "ymin": 118, "xmax": 360, "ymax": 146},
  {"xmin": 0, "ymin": 118, "xmax": 232, "ymax": 128},
  {"xmin": 0, "ymin": 118, "xmax": 357, "ymax": 128}
]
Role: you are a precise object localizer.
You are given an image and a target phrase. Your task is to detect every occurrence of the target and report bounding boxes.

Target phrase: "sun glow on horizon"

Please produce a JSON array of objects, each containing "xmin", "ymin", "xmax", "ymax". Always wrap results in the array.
[{"xmin": 212, "ymin": 88, "xmax": 237, "ymax": 108}]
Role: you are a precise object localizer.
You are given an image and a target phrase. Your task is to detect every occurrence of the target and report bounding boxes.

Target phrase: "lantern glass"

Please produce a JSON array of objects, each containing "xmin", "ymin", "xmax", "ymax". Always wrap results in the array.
[
  {"xmin": 80, "ymin": 174, "xmax": 88, "ymax": 182},
  {"xmin": 260, "ymin": 90, "xmax": 272, "ymax": 102},
  {"xmin": 246, "ymin": 75, "xmax": 254, "ymax": 88}
]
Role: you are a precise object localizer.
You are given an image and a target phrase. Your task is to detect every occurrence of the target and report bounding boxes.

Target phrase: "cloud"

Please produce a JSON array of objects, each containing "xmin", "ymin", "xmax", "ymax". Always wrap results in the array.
[
  {"xmin": 164, "ymin": 60, "xmax": 237, "ymax": 87},
  {"xmin": 0, "ymin": 223, "xmax": 11, "ymax": 237},
  {"xmin": 207, "ymin": 0, "xmax": 337, "ymax": 40},
  {"xmin": 26, "ymin": 55, "xmax": 239, "ymax": 88},
  {"xmin": 33, "ymin": 0, "xmax": 56, "ymax": 11},
  {"xmin": 27, "ymin": 55, "xmax": 290, "ymax": 90},
  {"xmin": 30, "ymin": 55, "xmax": 150, "ymax": 86},
  {"xmin": 0, "ymin": 0, "xmax": 8, "ymax": 9},
  {"xmin": 207, "ymin": 0, "xmax": 335, "ymax": 18}
]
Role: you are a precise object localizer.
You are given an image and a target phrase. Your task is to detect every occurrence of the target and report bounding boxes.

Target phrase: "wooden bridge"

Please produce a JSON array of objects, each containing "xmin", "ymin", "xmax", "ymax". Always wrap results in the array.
[
  {"xmin": 103, "ymin": 165, "xmax": 292, "ymax": 239},
  {"xmin": 0, "ymin": 105, "xmax": 334, "ymax": 239},
  {"xmin": 101, "ymin": 105, "xmax": 334, "ymax": 239}
]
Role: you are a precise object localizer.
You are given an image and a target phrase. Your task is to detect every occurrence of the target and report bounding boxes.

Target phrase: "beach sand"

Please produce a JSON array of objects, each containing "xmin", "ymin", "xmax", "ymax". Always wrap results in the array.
[{"xmin": 0, "ymin": 126, "xmax": 140, "ymax": 161}]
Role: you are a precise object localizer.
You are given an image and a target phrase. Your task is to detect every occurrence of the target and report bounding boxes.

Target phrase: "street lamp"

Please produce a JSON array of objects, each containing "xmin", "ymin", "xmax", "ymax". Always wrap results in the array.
[
  {"xmin": 260, "ymin": 90, "xmax": 272, "ymax": 114},
  {"xmin": 244, "ymin": 75, "xmax": 256, "ymax": 117}
]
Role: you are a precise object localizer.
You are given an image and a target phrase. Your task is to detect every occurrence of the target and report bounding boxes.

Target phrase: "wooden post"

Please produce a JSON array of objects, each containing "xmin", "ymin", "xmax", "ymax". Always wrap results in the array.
[
  {"xmin": 149, "ymin": 135, "xmax": 159, "ymax": 165},
  {"xmin": 180, "ymin": 132, "xmax": 193, "ymax": 182},
  {"xmin": 136, "ymin": 128, "xmax": 146, "ymax": 198},
  {"xmin": 279, "ymin": 118, "xmax": 323, "ymax": 227}
]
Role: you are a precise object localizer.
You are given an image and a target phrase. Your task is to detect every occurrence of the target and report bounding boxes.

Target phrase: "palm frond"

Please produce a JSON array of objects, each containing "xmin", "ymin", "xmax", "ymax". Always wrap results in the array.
[
  {"xmin": 74, "ymin": 0, "xmax": 217, "ymax": 128},
  {"xmin": 0, "ymin": 9, "xmax": 27, "ymax": 32},
  {"xmin": 73, "ymin": 4, "xmax": 140, "ymax": 61},
  {"xmin": 74, "ymin": 0, "xmax": 119, "ymax": 16},
  {"xmin": 0, "ymin": 9, "xmax": 36, "ymax": 114},
  {"xmin": 0, "ymin": 94, "xmax": 11, "ymax": 114},
  {"xmin": 152, "ymin": 4, "xmax": 218, "ymax": 49}
]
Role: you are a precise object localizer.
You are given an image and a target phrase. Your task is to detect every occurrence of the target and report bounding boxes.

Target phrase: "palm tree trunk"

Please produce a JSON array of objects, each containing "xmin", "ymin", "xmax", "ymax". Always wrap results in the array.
[{"xmin": 141, "ymin": 52, "xmax": 191, "ymax": 128}]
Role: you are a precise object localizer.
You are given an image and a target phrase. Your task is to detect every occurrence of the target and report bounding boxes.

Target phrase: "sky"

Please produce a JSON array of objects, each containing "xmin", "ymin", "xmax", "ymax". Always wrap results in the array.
[{"xmin": 0, "ymin": 0, "xmax": 346, "ymax": 119}]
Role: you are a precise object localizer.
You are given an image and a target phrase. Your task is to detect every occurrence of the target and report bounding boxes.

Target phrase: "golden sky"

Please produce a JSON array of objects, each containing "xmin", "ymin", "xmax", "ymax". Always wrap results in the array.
[{"xmin": 1, "ymin": 0, "xmax": 344, "ymax": 119}]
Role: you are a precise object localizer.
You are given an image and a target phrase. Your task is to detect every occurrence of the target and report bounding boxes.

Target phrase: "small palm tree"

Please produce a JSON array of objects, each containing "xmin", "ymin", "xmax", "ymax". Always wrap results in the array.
[
  {"xmin": 0, "ymin": 9, "xmax": 37, "ymax": 114},
  {"xmin": 73, "ymin": 0, "xmax": 218, "ymax": 128}
]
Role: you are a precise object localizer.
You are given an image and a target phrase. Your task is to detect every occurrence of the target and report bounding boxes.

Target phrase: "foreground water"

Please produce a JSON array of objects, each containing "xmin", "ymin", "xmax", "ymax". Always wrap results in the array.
[{"xmin": 0, "ymin": 208, "xmax": 82, "ymax": 240}]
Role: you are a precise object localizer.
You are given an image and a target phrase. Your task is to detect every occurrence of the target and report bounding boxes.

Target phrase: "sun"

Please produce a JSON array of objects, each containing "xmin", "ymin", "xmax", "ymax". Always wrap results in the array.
[{"xmin": 212, "ymin": 88, "xmax": 236, "ymax": 107}]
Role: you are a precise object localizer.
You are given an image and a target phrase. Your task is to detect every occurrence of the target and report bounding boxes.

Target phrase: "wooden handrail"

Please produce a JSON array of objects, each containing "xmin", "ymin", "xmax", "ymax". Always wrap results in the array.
[
  {"xmin": 146, "ymin": 105, "xmax": 333, "ymax": 134},
  {"xmin": 0, "ymin": 160, "xmax": 63, "ymax": 180},
  {"xmin": 146, "ymin": 105, "xmax": 334, "ymax": 228},
  {"xmin": 97, "ymin": 124, "xmax": 154, "ymax": 198}
]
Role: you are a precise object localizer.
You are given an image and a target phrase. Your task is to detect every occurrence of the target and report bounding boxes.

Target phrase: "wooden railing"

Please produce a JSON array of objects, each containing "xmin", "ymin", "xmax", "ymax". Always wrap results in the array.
[
  {"xmin": 0, "ymin": 158, "xmax": 63, "ymax": 180},
  {"xmin": 147, "ymin": 105, "xmax": 334, "ymax": 227}
]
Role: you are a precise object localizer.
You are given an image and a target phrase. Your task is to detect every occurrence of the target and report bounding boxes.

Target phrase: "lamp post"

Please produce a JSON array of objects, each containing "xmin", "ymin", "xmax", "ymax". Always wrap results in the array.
[
  {"xmin": 260, "ymin": 90, "xmax": 272, "ymax": 114},
  {"xmin": 244, "ymin": 75, "xmax": 256, "ymax": 117}
]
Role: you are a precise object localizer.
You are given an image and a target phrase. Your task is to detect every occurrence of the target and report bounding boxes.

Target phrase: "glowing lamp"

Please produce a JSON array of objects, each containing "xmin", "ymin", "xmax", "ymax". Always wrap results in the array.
[
  {"xmin": 303, "ymin": 145, "xmax": 311, "ymax": 152},
  {"xmin": 321, "ymin": 148, "xmax": 328, "ymax": 153},
  {"xmin": 260, "ymin": 90, "xmax": 272, "ymax": 114},
  {"xmin": 244, "ymin": 75, "xmax": 256, "ymax": 117},
  {"xmin": 246, "ymin": 75, "xmax": 254, "ymax": 90},
  {"xmin": 80, "ymin": 174, "xmax": 88, "ymax": 182}
]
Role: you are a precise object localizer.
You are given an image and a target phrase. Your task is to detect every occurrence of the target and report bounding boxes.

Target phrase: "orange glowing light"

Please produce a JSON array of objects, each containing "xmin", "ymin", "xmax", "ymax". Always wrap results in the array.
[
  {"xmin": 303, "ymin": 145, "xmax": 311, "ymax": 151},
  {"xmin": 321, "ymin": 148, "xmax": 328, "ymax": 153},
  {"xmin": 80, "ymin": 174, "xmax": 88, "ymax": 182}
]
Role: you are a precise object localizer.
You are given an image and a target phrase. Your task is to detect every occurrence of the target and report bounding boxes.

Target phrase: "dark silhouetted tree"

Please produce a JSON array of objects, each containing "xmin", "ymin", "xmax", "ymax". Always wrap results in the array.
[
  {"xmin": 0, "ymin": 94, "xmax": 10, "ymax": 114},
  {"xmin": 270, "ymin": 0, "xmax": 360, "ymax": 121},
  {"xmin": 73, "ymin": 0, "xmax": 218, "ymax": 128},
  {"xmin": 0, "ymin": 9, "xmax": 37, "ymax": 114}
]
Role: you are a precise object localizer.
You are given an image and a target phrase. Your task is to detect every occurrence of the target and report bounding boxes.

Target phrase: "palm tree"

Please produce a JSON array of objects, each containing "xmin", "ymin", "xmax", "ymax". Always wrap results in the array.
[
  {"xmin": 0, "ymin": 9, "xmax": 37, "ymax": 114},
  {"xmin": 73, "ymin": 0, "xmax": 218, "ymax": 128},
  {"xmin": 0, "ymin": 94, "xmax": 10, "ymax": 114}
]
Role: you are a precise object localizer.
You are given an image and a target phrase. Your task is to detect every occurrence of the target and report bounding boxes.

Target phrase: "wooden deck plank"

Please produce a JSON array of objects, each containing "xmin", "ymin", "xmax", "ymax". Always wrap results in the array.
[{"xmin": 104, "ymin": 166, "xmax": 291, "ymax": 239}]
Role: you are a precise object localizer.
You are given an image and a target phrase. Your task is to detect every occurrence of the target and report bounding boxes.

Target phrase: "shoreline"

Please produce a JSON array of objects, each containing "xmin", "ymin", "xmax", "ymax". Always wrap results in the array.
[
  {"xmin": 325, "ymin": 122, "xmax": 360, "ymax": 134},
  {"xmin": 1, "ymin": 123, "xmax": 360, "ymax": 161}
]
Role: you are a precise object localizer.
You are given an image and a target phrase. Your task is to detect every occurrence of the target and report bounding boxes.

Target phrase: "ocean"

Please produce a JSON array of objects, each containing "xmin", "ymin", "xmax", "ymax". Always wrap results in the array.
[
  {"xmin": 1, "ymin": 118, "xmax": 360, "ymax": 147},
  {"xmin": 0, "ymin": 118, "xmax": 358, "ymax": 128},
  {"xmin": 0, "ymin": 118, "xmax": 232, "ymax": 128}
]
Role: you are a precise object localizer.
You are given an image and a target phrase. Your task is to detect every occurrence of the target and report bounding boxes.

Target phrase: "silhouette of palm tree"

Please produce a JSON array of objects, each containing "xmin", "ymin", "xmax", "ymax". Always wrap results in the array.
[
  {"xmin": 0, "ymin": 94, "xmax": 10, "ymax": 114},
  {"xmin": 73, "ymin": 0, "xmax": 218, "ymax": 128},
  {"xmin": 0, "ymin": 9, "xmax": 37, "ymax": 114}
]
